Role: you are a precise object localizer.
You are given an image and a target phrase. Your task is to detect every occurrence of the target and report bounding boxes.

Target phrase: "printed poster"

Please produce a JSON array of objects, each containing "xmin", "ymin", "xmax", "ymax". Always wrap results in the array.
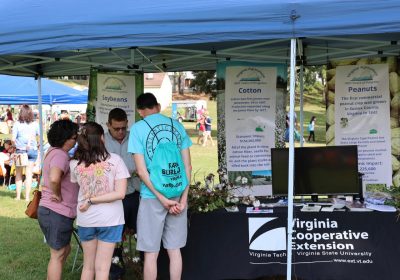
[
  {"xmin": 225, "ymin": 66, "xmax": 277, "ymax": 172},
  {"xmin": 87, "ymin": 70, "xmax": 141, "ymax": 128},
  {"xmin": 335, "ymin": 64, "xmax": 392, "ymax": 187}
]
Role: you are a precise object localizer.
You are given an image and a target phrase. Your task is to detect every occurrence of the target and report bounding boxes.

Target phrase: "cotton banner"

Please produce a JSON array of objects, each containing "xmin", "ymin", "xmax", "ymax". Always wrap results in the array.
[
  {"xmin": 335, "ymin": 64, "xmax": 391, "ymax": 187},
  {"xmin": 87, "ymin": 70, "xmax": 143, "ymax": 128},
  {"xmin": 225, "ymin": 66, "xmax": 277, "ymax": 172}
]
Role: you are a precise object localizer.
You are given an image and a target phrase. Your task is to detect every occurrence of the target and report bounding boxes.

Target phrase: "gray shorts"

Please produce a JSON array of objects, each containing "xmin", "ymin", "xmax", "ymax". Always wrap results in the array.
[
  {"xmin": 38, "ymin": 206, "xmax": 74, "ymax": 250},
  {"xmin": 136, "ymin": 198, "xmax": 188, "ymax": 252}
]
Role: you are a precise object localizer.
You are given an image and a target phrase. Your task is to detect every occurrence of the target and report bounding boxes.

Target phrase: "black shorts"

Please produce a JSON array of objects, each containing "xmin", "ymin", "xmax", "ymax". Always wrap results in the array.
[
  {"xmin": 38, "ymin": 206, "xmax": 74, "ymax": 250},
  {"xmin": 122, "ymin": 192, "xmax": 140, "ymax": 232}
]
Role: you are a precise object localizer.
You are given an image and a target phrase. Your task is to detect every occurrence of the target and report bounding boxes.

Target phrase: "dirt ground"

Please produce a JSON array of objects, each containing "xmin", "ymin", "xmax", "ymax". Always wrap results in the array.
[{"xmin": 172, "ymin": 92, "xmax": 210, "ymax": 101}]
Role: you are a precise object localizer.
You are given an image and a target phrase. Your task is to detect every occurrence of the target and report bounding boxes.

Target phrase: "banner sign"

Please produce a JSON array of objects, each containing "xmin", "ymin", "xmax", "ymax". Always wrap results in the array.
[
  {"xmin": 225, "ymin": 66, "xmax": 277, "ymax": 171},
  {"xmin": 334, "ymin": 64, "xmax": 392, "ymax": 187},
  {"xmin": 87, "ymin": 70, "xmax": 143, "ymax": 128},
  {"xmin": 96, "ymin": 73, "xmax": 136, "ymax": 128}
]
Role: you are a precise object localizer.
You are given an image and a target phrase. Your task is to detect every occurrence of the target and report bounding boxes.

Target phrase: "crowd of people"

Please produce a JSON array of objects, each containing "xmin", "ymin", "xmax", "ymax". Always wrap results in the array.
[{"xmin": 18, "ymin": 92, "xmax": 193, "ymax": 280}]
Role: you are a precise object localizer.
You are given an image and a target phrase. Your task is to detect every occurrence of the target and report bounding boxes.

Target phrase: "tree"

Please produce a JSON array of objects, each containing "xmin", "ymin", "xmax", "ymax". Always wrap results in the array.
[
  {"xmin": 177, "ymin": 72, "xmax": 184, "ymax": 95},
  {"xmin": 190, "ymin": 71, "xmax": 216, "ymax": 94},
  {"xmin": 295, "ymin": 65, "xmax": 326, "ymax": 95}
]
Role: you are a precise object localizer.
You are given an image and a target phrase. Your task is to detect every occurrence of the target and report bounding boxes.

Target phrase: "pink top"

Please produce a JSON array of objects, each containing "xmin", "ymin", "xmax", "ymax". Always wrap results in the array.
[
  {"xmin": 70, "ymin": 153, "xmax": 130, "ymax": 227},
  {"xmin": 39, "ymin": 147, "xmax": 79, "ymax": 218},
  {"xmin": 198, "ymin": 116, "xmax": 206, "ymax": 131}
]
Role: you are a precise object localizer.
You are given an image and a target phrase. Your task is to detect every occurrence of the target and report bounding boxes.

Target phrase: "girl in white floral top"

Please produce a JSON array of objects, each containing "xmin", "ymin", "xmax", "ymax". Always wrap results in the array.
[{"xmin": 70, "ymin": 122, "xmax": 130, "ymax": 280}]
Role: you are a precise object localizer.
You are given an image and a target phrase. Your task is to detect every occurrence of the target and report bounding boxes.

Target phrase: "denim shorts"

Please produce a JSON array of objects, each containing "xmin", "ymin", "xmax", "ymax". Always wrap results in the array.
[
  {"xmin": 16, "ymin": 149, "xmax": 38, "ymax": 162},
  {"xmin": 38, "ymin": 206, "xmax": 74, "ymax": 250},
  {"xmin": 78, "ymin": 225, "xmax": 124, "ymax": 243}
]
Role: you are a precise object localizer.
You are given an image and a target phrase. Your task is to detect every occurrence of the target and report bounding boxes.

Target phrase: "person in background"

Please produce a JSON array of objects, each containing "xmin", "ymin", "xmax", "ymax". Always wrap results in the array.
[
  {"xmin": 70, "ymin": 122, "xmax": 129, "ymax": 280},
  {"xmin": 196, "ymin": 113, "xmax": 206, "ymax": 145},
  {"xmin": 308, "ymin": 116, "xmax": 316, "ymax": 142},
  {"xmin": 285, "ymin": 112, "xmax": 303, "ymax": 142},
  {"xmin": 52, "ymin": 111, "xmax": 59, "ymax": 122},
  {"xmin": 75, "ymin": 114, "xmax": 82, "ymax": 125},
  {"xmin": 37, "ymin": 120, "xmax": 79, "ymax": 280},
  {"xmin": 0, "ymin": 140, "xmax": 15, "ymax": 186},
  {"xmin": 5, "ymin": 108, "xmax": 13, "ymax": 130},
  {"xmin": 196, "ymin": 105, "xmax": 205, "ymax": 119},
  {"xmin": 12, "ymin": 104, "xmax": 40, "ymax": 201},
  {"xmin": 128, "ymin": 93, "xmax": 192, "ymax": 280},
  {"xmin": 1, "ymin": 139, "xmax": 13, "ymax": 153},
  {"xmin": 60, "ymin": 110, "xmax": 70, "ymax": 121},
  {"xmin": 202, "ymin": 111, "xmax": 215, "ymax": 147},
  {"xmin": 105, "ymin": 108, "xmax": 141, "ymax": 234}
]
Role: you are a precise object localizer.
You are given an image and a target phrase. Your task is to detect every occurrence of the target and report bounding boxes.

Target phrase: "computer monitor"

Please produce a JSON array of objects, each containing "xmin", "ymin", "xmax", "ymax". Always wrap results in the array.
[
  {"xmin": 271, "ymin": 147, "xmax": 290, "ymax": 196},
  {"xmin": 295, "ymin": 145, "xmax": 359, "ymax": 196},
  {"xmin": 271, "ymin": 146, "xmax": 360, "ymax": 199}
]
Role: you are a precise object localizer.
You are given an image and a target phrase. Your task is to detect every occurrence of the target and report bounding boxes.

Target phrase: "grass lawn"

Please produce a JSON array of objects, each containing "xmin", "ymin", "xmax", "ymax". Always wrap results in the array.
[
  {"xmin": 0, "ymin": 188, "xmax": 82, "ymax": 280},
  {"xmin": 291, "ymin": 90, "xmax": 327, "ymax": 144}
]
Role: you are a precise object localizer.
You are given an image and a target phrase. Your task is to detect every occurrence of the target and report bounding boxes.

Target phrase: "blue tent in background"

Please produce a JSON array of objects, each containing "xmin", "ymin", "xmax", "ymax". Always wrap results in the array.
[{"xmin": 0, "ymin": 75, "xmax": 88, "ymax": 105}]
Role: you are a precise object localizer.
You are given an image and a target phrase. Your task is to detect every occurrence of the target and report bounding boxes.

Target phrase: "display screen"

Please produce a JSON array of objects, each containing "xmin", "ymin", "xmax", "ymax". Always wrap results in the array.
[
  {"xmin": 270, "ymin": 148, "xmax": 290, "ymax": 196},
  {"xmin": 271, "ymin": 146, "xmax": 359, "ymax": 196}
]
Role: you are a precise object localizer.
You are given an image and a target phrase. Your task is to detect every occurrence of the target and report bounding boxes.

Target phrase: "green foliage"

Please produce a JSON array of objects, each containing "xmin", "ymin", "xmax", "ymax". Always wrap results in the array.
[
  {"xmin": 366, "ymin": 185, "xmax": 400, "ymax": 209},
  {"xmin": 189, "ymin": 183, "xmax": 230, "ymax": 213},
  {"xmin": 302, "ymin": 66, "xmax": 325, "ymax": 86},
  {"xmin": 190, "ymin": 71, "xmax": 216, "ymax": 94},
  {"xmin": 296, "ymin": 65, "xmax": 326, "ymax": 99},
  {"xmin": 189, "ymin": 170, "xmax": 259, "ymax": 214},
  {"xmin": 384, "ymin": 188, "xmax": 400, "ymax": 209}
]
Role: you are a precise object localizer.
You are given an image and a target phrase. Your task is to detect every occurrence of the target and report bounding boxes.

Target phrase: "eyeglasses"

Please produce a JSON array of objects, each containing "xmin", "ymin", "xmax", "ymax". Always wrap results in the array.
[{"xmin": 111, "ymin": 126, "xmax": 127, "ymax": 132}]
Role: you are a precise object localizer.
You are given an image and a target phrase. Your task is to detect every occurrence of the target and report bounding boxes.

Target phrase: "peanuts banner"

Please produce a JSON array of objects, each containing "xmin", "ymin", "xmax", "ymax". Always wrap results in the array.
[{"xmin": 333, "ymin": 63, "xmax": 391, "ymax": 188}]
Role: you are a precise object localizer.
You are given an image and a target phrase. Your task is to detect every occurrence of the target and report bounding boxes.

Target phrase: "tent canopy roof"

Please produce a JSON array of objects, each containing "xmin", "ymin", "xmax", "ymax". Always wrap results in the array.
[
  {"xmin": 0, "ymin": 75, "xmax": 88, "ymax": 105},
  {"xmin": 1, "ymin": 0, "xmax": 400, "ymax": 76}
]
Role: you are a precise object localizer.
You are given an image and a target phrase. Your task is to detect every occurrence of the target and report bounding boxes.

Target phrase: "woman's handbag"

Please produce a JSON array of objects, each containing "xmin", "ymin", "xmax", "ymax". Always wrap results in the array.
[
  {"xmin": 25, "ymin": 189, "xmax": 41, "ymax": 219},
  {"xmin": 24, "ymin": 148, "xmax": 55, "ymax": 219}
]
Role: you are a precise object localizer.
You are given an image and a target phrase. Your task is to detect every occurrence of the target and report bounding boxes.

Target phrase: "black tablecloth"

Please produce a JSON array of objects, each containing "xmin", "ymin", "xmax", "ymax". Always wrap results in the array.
[{"xmin": 159, "ymin": 208, "xmax": 400, "ymax": 280}]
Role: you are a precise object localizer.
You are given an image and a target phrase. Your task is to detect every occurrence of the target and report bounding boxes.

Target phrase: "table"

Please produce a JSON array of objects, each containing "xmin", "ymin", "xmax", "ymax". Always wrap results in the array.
[{"xmin": 160, "ymin": 208, "xmax": 400, "ymax": 280}]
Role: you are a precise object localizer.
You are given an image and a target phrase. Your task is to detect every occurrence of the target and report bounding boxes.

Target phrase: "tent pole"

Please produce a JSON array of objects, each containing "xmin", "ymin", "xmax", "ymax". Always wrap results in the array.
[
  {"xmin": 286, "ymin": 38, "xmax": 296, "ymax": 280},
  {"xmin": 299, "ymin": 65, "xmax": 304, "ymax": 147},
  {"xmin": 130, "ymin": 48, "xmax": 135, "ymax": 69},
  {"xmin": 37, "ymin": 77, "xmax": 44, "ymax": 165}
]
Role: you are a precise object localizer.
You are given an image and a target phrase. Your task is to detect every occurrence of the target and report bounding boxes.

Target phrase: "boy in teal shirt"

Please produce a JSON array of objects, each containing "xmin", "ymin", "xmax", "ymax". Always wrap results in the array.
[{"xmin": 128, "ymin": 92, "xmax": 192, "ymax": 280}]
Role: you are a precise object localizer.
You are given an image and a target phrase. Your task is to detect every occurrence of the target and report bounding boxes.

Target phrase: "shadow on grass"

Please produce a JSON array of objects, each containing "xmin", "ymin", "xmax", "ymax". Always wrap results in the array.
[{"xmin": 0, "ymin": 187, "xmax": 16, "ymax": 198}]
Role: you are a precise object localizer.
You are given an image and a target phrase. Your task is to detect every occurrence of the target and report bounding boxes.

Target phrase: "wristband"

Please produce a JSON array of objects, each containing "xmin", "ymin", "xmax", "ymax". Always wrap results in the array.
[{"xmin": 88, "ymin": 197, "xmax": 93, "ymax": 205}]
